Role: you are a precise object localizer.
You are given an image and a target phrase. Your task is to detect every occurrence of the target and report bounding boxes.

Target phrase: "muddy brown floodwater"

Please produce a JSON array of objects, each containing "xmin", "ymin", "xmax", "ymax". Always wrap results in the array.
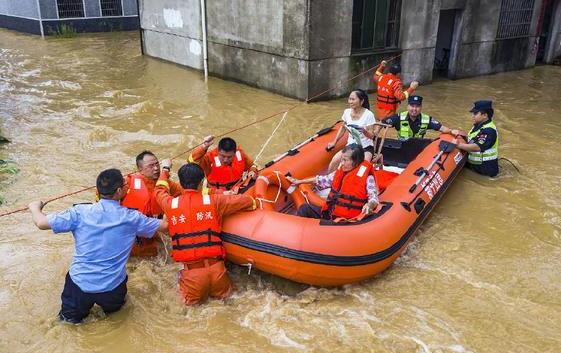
[{"xmin": 0, "ymin": 29, "xmax": 560, "ymax": 353}]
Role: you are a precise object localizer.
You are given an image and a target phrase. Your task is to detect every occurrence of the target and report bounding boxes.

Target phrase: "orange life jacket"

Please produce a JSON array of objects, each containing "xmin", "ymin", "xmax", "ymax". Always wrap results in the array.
[
  {"xmin": 322, "ymin": 161, "xmax": 374, "ymax": 219},
  {"xmin": 166, "ymin": 190, "xmax": 224, "ymax": 263},
  {"xmin": 207, "ymin": 148, "xmax": 246, "ymax": 190},
  {"xmin": 376, "ymin": 73, "xmax": 402, "ymax": 112},
  {"xmin": 121, "ymin": 173, "xmax": 163, "ymax": 217}
]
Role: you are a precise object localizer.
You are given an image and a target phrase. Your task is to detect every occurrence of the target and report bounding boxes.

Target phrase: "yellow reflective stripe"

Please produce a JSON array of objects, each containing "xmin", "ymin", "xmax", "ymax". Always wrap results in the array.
[
  {"xmin": 155, "ymin": 180, "xmax": 170, "ymax": 190},
  {"xmin": 188, "ymin": 154, "xmax": 199, "ymax": 164},
  {"xmin": 251, "ymin": 198, "xmax": 256, "ymax": 210},
  {"xmin": 404, "ymin": 91, "xmax": 409, "ymax": 99},
  {"xmin": 375, "ymin": 71, "xmax": 383, "ymax": 76}
]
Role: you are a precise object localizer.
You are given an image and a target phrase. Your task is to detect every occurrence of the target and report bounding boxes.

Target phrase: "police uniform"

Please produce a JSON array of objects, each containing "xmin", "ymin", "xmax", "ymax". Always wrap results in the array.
[
  {"xmin": 382, "ymin": 96, "xmax": 442, "ymax": 140},
  {"xmin": 465, "ymin": 100, "xmax": 499, "ymax": 177}
]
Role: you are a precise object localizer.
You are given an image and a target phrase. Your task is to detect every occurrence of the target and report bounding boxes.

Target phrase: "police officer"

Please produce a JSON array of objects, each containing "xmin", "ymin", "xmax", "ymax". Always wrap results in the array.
[
  {"xmin": 381, "ymin": 95, "xmax": 457, "ymax": 140},
  {"xmin": 454, "ymin": 100, "xmax": 499, "ymax": 177}
]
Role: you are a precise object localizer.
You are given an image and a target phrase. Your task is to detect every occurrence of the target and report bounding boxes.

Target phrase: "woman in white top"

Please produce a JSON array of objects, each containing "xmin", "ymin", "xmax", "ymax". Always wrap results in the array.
[{"xmin": 326, "ymin": 89, "xmax": 377, "ymax": 172}]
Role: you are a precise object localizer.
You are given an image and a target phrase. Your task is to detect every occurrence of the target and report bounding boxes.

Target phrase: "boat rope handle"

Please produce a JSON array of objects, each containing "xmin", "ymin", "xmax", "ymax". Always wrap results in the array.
[
  {"xmin": 0, "ymin": 54, "xmax": 402, "ymax": 218},
  {"xmin": 240, "ymin": 262, "xmax": 253, "ymax": 275}
]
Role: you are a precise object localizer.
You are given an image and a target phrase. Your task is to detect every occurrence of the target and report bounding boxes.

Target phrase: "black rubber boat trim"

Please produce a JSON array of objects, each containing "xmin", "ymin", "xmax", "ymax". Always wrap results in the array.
[{"xmin": 221, "ymin": 157, "xmax": 465, "ymax": 267}]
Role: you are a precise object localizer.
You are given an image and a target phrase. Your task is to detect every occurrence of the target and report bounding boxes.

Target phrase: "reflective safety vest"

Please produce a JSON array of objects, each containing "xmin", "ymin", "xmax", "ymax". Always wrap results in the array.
[
  {"xmin": 467, "ymin": 120, "xmax": 499, "ymax": 165},
  {"xmin": 376, "ymin": 73, "xmax": 406, "ymax": 112},
  {"xmin": 207, "ymin": 148, "xmax": 246, "ymax": 190},
  {"xmin": 322, "ymin": 161, "xmax": 374, "ymax": 219},
  {"xmin": 398, "ymin": 112, "xmax": 431, "ymax": 140},
  {"xmin": 166, "ymin": 191, "xmax": 224, "ymax": 263},
  {"xmin": 121, "ymin": 174, "xmax": 162, "ymax": 217}
]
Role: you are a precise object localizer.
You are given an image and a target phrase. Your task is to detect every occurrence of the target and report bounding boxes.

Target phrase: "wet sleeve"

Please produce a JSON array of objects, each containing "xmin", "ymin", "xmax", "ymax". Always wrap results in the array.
[
  {"xmin": 373, "ymin": 64, "xmax": 384, "ymax": 81},
  {"xmin": 473, "ymin": 128, "xmax": 497, "ymax": 152},
  {"xmin": 214, "ymin": 194, "xmax": 255, "ymax": 218},
  {"xmin": 392, "ymin": 81, "xmax": 408, "ymax": 102},
  {"xmin": 382, "ymin": 115, "xmax": 399, "ymax": 129},
  {"xmin": 366, "ymin": 175, "xmax": 379, "ymax": 205},
  {"xmin": 132, "ymin": 211, "xmax": 161, "ymax": 238},
  {"xmin": 154, "ymin": 170, "xmax": 174, "ymax": 214},
  {"xmin": 316, "ymin": 172, "xmax": 335, "ymax": 189},
  {"xmin": 429, "ymin": 117, "xmax": 442, "ymax": 131},
  {"xmin": 169, "ymin": 179, "xmax": 184, "ymax": 197},
  {"xmin": 47, "ymin": 207, "xmax": 80, "ymax": 234},
  {"xmin": 188, "ymin": 145, "xmax": 206, "ymax": 164}
]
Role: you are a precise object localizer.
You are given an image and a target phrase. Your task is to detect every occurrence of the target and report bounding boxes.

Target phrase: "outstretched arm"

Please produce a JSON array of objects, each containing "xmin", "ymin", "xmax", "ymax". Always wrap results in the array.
[{"xmin": 28, "ymin": 201, "xmax": 51, "ymax": 230}]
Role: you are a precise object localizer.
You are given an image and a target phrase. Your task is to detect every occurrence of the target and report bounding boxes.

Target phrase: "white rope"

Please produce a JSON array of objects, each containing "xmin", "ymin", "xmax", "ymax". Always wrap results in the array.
[{"xmin": 254, "ymin": 110, "xmax": 289, "ymax": 164}]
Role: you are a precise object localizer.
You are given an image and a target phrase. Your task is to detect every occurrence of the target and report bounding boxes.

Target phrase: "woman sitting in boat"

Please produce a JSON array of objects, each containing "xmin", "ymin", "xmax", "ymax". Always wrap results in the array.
[
  {"xmin": 287, "ymin": 144, "xmax": 379, "ymax": 220},
  {"xmin": 325, "ymin": 89, "xmax": 377, "ymax": 173}
]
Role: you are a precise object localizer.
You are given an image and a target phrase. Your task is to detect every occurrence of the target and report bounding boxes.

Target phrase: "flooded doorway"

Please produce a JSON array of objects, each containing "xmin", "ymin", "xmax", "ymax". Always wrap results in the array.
[
  {"xmin": 434, "ymin": 9, "xmax": 461, "ymax": 78},
  {"xmin": 540, "ymin": 0, "xmax": 561, "ymax": 63}
]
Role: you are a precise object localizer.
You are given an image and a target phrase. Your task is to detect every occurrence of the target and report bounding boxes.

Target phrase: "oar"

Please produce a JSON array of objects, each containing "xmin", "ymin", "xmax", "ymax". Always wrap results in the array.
[{"xmin": 408, "ymin": 140, "xmax": 456, "ymax": 193}]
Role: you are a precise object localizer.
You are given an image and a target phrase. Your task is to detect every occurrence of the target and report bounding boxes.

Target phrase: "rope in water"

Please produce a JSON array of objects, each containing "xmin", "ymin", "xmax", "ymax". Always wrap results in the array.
[{"xmin": 0, "ymin": 54, "xmax": 402, "ymax": 218}]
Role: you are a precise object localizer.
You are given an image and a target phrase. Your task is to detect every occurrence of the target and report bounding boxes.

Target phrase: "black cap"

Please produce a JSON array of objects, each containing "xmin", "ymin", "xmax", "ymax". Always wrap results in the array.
[
  {"xmin": 408, "ymin": 95, "xmax": 423, "ymax": 105},
  {"xmin": 389, "ymin": 63, "xmax": 401, "ymax": 75},
  {"xmin": 469, "ymin": 100, "xmax": 494, "ymax": 117}
]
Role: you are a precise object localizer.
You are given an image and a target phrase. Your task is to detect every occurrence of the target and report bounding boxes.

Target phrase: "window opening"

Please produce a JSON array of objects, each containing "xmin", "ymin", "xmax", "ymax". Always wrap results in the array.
[
  {"xmin": 56, "ymin": 0, "xmax": 85, "ymax": 18},
  {"xmin": 101, "ymin": 0, "xmax": 123, "ymax": 17},
  {"xmin": 496, "ymin": 0, "xmax": 535, "ymax": 39},
  {"xmin": 352, "ymin": 0, "xmax": 402, "ymax": 52}
]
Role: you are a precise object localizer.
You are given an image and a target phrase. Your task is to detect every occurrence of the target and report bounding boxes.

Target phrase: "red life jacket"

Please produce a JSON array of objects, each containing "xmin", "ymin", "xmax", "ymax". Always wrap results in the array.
[
  {"xmin": 166, "ymin": 190, "xmax": 224, "ymax": 262},
  {"xmin": 121, "ymin": 173, "xmax": 163, "ymax": 217},
  {"xmin": 206, "ymin": 148, "xmax": 247, "ymax": 190},
  {"xmin": 376, "ymin": 73, "xmax": 402, "ymax": 112},
  {"xmin": 322, "ymin": 161, "xmax": 374, "ymax": 219}
]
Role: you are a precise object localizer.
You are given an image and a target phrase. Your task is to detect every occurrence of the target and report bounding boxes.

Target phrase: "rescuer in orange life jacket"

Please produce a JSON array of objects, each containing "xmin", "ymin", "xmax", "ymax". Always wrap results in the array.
[
  {"xmin": 189, "ymin": 136, "xmax": 259, "ymax": 192},
  {"xmin": 154, "ymin": 160, "xmax": 256, "ymax": 305},
  {"xmin": 287, "ymin": 144, "xmax": 379, "ymax": 220},
  {"xmin": 121, "ymin": 151, "xmax": 183, "ymax": 257},
  {"xmin": 374, "ymin": 60, "xmax": 419, "ymax": 119}
]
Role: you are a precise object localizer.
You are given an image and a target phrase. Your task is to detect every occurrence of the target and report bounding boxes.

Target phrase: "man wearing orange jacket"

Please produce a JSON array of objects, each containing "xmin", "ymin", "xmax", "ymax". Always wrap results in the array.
[
  {"xmin": 121, "ymin": 151, "xmax": 183, "ymax": 257},
  {"xmin": 188, "ymin": 135, "xmax": 258, "ymax": 191},
  {"xmin": 373, "ymin": 61, "xmax": 419, "ymax": 119},
  {"xmin": 154, "ymin": 160, "xmax": 256, "ymax": 304}
]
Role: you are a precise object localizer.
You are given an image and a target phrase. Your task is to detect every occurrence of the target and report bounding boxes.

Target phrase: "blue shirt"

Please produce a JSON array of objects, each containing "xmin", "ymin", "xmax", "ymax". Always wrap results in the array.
[{"xmin": 47, "ymin": 199, "xmax": 161, "ymax": 293}]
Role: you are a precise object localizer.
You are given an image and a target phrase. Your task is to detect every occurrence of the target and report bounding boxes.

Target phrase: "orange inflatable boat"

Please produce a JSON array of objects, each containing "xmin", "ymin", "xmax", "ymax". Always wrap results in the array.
[{"xmin": 221, "ymin": 122, "xmax": 467, "ymax": 287}]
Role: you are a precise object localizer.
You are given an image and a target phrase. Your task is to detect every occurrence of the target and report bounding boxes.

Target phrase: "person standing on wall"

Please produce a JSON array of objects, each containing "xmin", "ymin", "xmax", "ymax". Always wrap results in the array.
[
  {"xmin": 373, "ymin": 60, "xmax": 419, "ymax": 119},
  {"xmin": 28, "ymin": 168, "xmax": 167, "ymax": 323}
]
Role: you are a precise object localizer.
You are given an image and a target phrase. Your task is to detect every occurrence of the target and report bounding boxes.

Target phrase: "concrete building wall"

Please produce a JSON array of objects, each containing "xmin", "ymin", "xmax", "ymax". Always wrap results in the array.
[
  {"xmin": 124, "ymin": 0, "xmax": 139, "ymax": 16},
  {"xmin": 399, "ymin": 0, "xmax": 440, "ymax": 84},
  {"xmin": 139, "ymin": 0, "xmax": 203, "ymax": 69},
  {"xmin": 451, "ymin": 0, "xmax": 543, "ymax": 78},
  {"xmin": 140, "ymin": 0, "xmax": 552, "ymax": 100},
  {"xmin": 39, "ymin": 0, "xmax": 58, "ymax": 20},
  {"xmin": 0, "ymin": 0, "xmax": 39, "ymax": 18}
]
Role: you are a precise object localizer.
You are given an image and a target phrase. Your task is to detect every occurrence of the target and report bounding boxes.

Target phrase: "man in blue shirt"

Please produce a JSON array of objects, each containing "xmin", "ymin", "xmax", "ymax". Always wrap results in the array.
[
  {"xmin": 28, "ymin": 168, "xmax": 167, "ymax": 323},
  {"xmin": 381, "ymin": 95, "xmax": 457, "ymax": 140}
]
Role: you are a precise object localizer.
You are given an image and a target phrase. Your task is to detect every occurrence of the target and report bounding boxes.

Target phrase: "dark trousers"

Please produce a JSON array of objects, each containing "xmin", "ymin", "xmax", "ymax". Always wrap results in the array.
[
  {"xmin": 59, "ymin": 273, "xmax": 127, "ymax": 324},
  {"xmin": 297, "ymin": 204, "xmax": 325, "ymax": 219}
]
